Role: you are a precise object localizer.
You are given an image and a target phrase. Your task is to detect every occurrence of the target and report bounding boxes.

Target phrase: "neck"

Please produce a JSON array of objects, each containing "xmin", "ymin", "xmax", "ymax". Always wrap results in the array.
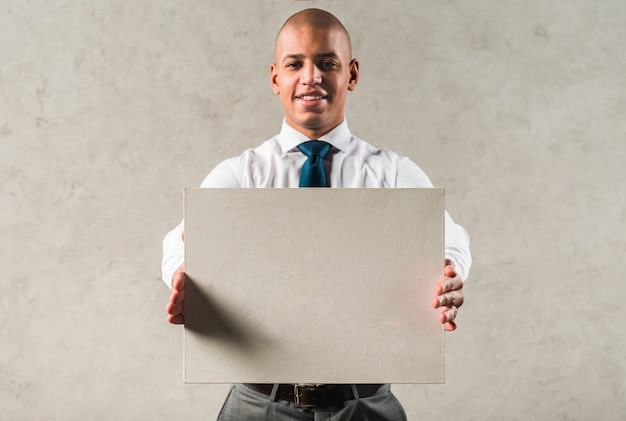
[{"xmin": 286, "ymin": 120, "xmax": 344, "ymax": 140}]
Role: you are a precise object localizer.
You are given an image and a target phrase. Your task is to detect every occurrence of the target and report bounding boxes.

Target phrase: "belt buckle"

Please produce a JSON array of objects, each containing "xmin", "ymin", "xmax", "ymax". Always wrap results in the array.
[{"xmin": 294, "ymin": 384, "xmax": 327, "ymax": 408}]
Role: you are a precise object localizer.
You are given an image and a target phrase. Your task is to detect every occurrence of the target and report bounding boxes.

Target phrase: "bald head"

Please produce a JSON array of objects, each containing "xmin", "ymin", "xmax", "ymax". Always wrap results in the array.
[
  {"xmin": 275, "ymin": 8, "xmax": 352, "ymax": 58},
  {"xmin": 270, "ymin": 8, "xmax": 359, "ymax": 139}
]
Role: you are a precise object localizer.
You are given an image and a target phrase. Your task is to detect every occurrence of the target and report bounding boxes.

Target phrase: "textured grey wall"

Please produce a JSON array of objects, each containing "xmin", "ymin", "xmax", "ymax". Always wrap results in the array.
[{"xmin": 2, "ymin": 0, "xmax": 625, "ymax": 419}]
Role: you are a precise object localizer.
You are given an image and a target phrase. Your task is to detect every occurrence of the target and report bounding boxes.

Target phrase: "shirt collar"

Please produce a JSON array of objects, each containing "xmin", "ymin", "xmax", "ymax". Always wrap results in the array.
[{"xmin": 278, "ymin": 119, "xmax": 351, "ymax": 153}]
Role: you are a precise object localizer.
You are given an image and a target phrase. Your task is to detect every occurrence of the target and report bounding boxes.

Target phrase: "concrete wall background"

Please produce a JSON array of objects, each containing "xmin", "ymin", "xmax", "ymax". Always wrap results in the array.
[{"xmin": 2, "ymin": 0, "xmax": 625, "ymax": 419}]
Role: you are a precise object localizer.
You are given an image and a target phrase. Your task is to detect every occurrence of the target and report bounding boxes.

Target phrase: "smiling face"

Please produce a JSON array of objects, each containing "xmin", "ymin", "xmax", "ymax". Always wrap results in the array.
[{"xmin": 270, "ymin": 24, "xmax": 359, "ymax": 140}]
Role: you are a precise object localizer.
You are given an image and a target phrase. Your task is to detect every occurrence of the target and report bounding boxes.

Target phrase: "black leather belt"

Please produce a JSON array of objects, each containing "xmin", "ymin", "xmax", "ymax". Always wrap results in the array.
[{"xmin": 244, "ymin": 384, "xmax": 383, "ymax": 408}]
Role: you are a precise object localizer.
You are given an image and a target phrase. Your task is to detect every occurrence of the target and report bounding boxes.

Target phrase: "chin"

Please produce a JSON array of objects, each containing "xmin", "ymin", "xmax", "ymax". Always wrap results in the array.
[{"xmin": 294, "ymin": 117, "xmax": 326, "ymax": 129}]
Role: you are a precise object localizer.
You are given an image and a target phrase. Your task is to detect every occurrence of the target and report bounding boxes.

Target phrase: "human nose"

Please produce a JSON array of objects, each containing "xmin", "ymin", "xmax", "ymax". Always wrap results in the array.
[{"xmin": 300, "ymin": 63, "xmax": 322, "ymax": 85}]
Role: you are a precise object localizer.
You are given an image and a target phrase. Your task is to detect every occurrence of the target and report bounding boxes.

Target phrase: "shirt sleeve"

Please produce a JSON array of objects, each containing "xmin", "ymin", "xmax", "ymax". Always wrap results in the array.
[
  {"xmin": 199, "ymin": 158, "xmax": 243, "ymax": 188},
  {"xmin": 160, "ymin": 159, "xmax": 243, "ymax": 288},
  {"xmin": 161, "ymin": 219, "xmax": 184, "ymax": 288},
  {"xmin": 396, "ymin": 157, "xmax": 472, "ymax": 281}
]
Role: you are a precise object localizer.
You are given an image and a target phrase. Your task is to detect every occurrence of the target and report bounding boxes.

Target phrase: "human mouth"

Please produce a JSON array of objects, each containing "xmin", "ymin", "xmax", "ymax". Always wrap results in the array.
[
  {"xmin": 295, "ymin": 91, "xmax": 327, "ymax": 101},
  {"xmin": 298, "ymin": 95, "xmax": 325, "ymax": 100}
]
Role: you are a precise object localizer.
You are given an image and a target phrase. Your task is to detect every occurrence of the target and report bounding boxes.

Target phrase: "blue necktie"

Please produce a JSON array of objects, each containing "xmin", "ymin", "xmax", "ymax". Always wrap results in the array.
[{"xmin": 298, "ymin": 141, "xmax": 331, "ymax": 187}]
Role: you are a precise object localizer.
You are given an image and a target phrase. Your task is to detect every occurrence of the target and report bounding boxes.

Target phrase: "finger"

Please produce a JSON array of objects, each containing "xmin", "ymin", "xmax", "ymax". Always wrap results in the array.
[
  {"xmin": 437, "ymin": 276, "xmax": 463, "ymax": 295},
  {"xmin": 167, "ymin": 265, "xmax": 186, "ymax": 325},
  {"xmin": 439, "ymin": 306, "xmax": 458, "ymax": 325},
  {"xmin": 169, "ymin": 288, "xmax": 185, "ymax": 306},
  {"xmin": 443, "ymin": 259, "xmax": 458, "ymax": 279},
  {"xmin": 172, "ymin": 278, "xmax": 185, "ymax": 292},
  {"xmin": 172, "ymin": 268, "xmax": 186, "ymax": 292},
  {"xmin": 168, "ymin": 313, "xmax": 185, "ymax": 325},
  {"xmin": 166, "ymin": 299, "xmax": 184, "ymax": 315},
  {"xmin": 444, "ymin": 321, "xmax": 457, "ymax": 331},
  {"xmin": 181, "ymin": 230, "xmax": 185, "ymax": 242},
  {"xmin": 444, "ymin": 264, "xmax": 457, "ymax": 278},
  {"xmin": 433, "ymin": 290, "xmax": 464, "ymax": 309},
  {"xmin": 167, "ymin": 287, "xmax": 185, "ymax": 312}
]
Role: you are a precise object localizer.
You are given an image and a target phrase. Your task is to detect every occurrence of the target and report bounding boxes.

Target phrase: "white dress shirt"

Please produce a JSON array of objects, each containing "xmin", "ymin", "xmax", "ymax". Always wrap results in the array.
[{"xmin": 162, "ymin": 119, "xmax": 471, "ymax": 286}]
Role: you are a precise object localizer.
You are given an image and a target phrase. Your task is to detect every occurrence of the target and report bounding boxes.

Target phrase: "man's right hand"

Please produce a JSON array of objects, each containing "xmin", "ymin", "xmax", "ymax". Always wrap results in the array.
[{"xmin": 166, "ymin": 264, "xmax": 186, "ymax": 324}]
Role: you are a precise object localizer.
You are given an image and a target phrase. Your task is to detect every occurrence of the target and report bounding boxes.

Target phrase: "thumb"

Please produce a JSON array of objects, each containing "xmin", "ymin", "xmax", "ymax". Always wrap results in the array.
[{"xmin": 444, "ymin": 259, "xmax": 457, "ymax": 277}]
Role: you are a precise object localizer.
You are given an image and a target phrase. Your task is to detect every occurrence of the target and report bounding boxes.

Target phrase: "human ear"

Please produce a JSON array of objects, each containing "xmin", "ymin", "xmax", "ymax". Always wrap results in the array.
[
  {"xmin": 347, "ymin": 58, "xmax": 359, "ymax": 91},
  {"xmin": 270, "ymin": 63, "xmax": 280, "ymax": 95}
]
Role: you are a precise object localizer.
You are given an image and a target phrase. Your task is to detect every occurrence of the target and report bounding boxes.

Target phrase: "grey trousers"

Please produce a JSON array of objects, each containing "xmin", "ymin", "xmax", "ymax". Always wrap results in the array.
[{"xmin": 217, "ymin": 384, "xmax": 407, "ymax": 421}]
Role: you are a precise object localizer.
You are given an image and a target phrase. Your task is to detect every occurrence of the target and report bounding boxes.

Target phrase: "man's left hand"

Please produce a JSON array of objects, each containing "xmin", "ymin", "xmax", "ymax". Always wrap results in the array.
[{"xmin": 432, "ymin": 259, "xmax": 464, "ymax": 331}]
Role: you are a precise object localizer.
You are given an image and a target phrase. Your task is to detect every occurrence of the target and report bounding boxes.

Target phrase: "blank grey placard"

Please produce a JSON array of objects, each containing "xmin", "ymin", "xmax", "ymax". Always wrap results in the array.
[{"xmin": 183, "ymin": 188, "xmax": 444, "ymax": 384}]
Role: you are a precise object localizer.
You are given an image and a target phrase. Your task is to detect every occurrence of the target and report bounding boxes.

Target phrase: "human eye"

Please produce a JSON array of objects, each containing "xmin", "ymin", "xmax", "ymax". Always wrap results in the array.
[
  {"xmin": 286, "ymin": 61, "xmax": 302, "ymax": 69},
  {"xmin": 321, "ymin": 60, "xmax": 338, "ymax": 69}
]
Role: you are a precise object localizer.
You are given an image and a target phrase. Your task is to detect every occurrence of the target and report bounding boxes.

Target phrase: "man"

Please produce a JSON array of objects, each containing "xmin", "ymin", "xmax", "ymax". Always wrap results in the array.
[{"xmin": 163, "ymin": 8, "xmax": 471, "ymax": 420}]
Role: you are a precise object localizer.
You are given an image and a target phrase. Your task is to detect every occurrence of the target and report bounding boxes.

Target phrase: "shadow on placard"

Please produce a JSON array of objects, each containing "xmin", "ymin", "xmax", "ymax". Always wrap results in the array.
[{"xmin": 185, "ymin": 276, "xmax": 274, "ymax": 354}]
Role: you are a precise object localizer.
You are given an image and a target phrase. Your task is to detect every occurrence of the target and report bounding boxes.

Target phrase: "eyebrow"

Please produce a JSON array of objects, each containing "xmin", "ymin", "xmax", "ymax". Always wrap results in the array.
[{"xmin": 281, "ymin": 52, "xmax": 340, "ymax": 62}]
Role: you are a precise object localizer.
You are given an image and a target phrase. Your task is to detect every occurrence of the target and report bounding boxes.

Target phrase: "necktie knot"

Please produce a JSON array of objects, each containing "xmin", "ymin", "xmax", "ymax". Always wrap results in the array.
[
  {"xmin": 298, "ymin": 140, "xmax": 331, "ymax": 160},
  {"xmin": 298, "ymin": 141, "xmax": 331, "ymax": 187}
]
